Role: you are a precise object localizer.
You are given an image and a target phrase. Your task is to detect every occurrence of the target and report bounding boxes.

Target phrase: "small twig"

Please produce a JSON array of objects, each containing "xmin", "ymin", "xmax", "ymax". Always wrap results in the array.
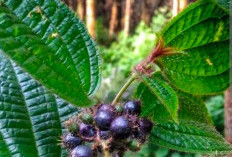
[
  {"xmin": 102, "ymin": 141, "xmax": 112, "ymax": 157},
  {"xmin": 111, "ymin": 73, "xmax": 137, "ymax": 106}
]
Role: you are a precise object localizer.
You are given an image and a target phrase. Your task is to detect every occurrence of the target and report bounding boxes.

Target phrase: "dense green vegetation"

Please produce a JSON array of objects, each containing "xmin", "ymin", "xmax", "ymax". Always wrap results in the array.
[{"xmin": 0, "ymin": 0, "xmax": 230, "ymax": 156}]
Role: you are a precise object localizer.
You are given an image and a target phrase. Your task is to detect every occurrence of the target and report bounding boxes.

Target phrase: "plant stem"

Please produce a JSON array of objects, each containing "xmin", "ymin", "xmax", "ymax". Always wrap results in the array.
[
  {"xmin": 103, "ymin": 149, "xmax": 112, "ymax": 157},
  {"xmin": 112, "ymin": 73, "xmax": 137, "ymax": 106},
  {"xmin": 102, "ymin": 141, "xmax": 112, "ymax": 157}
]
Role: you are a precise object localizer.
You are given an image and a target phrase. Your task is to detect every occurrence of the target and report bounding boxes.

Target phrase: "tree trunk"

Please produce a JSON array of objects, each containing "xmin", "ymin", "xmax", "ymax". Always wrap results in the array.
[
  {"xmin": 172, "ymin": 0, "xmax": 188, "ymax": 17},
  {"xmin": 77, "ymin": 0, "xmax": 85, "ymax": 21},
  {"xmin": 69, "ymin": 0, "xmax": 74, "ymax": 11},
  {"xmin": 124, "ymin": 0, "xmax": 133, "ymax": 36},
  {"xmin": 86, "ymin": 0, "xmax": 96, "ymax": 39},
  {"xmin": 172, "ymin": 0, "xmax": 179, "ymax": 17},
  {"xmin": 179, "ymin": 0, "xmax": 188, "ymax": 12},
  {"xmin": 141, "ymin": 0, "xmax": 149, "ymax": 24},
  {"xmin": 109, "ymin": 0, "xmax": 118, "ymax": 37},
  {"xmin": 225, "ymin": 87, "xmax": 232, "ymax": 157}
]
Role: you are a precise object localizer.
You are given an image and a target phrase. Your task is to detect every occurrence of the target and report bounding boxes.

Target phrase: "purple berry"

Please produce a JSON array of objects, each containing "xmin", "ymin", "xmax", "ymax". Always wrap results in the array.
[
  {"xmin": 98, "ymin": 104, "xmax": 116, "ymax": 116},
  {"xmin": 110, "ymin": 116, "xmax": 130, "ymax": 139},
  {"xmin": 123, "ymin": 101, "xmax": 141, "ymax": 115},
  {"xmin": 139, "ymin": 118, "xmax": 153, "ymax": 135},
  {"xmin": 100, "ymin": 130, "xmax": 111, "ymax": 140},
  {"xmin": 71, "ymin": 145, "xmax": 93, "ymax": 157},
  {"xmin": 62, "ymin": 133, "xmax": 82, "ymax": 149},
  {"xmin": 95, "ymin": 111, "xmax": 114, "ymax": 130},
  {"xmin": 79, "ymin": 123, "xmax": 96, "ymax": 138}
]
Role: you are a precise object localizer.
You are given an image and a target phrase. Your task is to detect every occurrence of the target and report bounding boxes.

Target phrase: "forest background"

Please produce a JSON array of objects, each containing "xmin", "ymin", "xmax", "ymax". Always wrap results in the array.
[{"xmin": 63, "ymin": 0, "xmax": 231, "ymax": 156}]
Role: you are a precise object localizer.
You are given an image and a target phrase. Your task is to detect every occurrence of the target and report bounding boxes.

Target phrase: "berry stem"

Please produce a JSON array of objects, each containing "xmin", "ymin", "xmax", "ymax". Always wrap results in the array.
[
  {"xmin": 112, "ymin": 73, "xmax": 137, "ymax": 106},
  {"xmin": 103, "ymin": 149, "xmax": 112, "ymax": 157},
  {"xmin": 102, "ymin": 141, "xmax": 112, "ymax": 157}
]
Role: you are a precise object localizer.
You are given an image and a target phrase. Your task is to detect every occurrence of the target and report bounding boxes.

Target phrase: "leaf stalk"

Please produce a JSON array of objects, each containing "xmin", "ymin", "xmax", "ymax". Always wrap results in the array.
[{"xmin": 111, "ymin": 73, "xmax": 137, "ymax": 106}]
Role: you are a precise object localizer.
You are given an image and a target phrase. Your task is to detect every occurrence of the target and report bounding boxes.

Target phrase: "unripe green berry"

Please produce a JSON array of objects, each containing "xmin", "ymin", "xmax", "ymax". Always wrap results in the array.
[
  {"xmin": 128, "ymin": 140, "xmax": 139, "ymax": 152},
  {"xmin": 65, "ymin": 118, "xmax": 79, "ymax": 133},
  {"xmin": 115, "ymin": 104, "xmax": 123, "ymax": 113},
  {"xmin": 81, "ymin": 113, "xmax": 93, "ymax": 124}
]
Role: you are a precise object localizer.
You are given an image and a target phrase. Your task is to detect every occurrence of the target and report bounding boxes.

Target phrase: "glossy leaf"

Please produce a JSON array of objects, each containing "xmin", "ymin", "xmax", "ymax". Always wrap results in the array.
[
  {"xmin": 136, "ymin": 72, "xmax": 212, "ymax": 125},
  {"xmin": 150, "ymin": 121, "xmax": 232, "ymax": 154},
  {"xmin": 156, "ymin": 0, "xmax": 229, "ymax": 95},
  {"xmin": 0, "ymin": 0, "xmax": 101, "ymax": 106},
  {"xmin": 136, "ymin": 73, "xmax": 178, "ymax": 122},
  {"xmin": 0, "ymin": 52, "xmax": 80, "ymax": 157},
  {"xmin": 136, "ymin": 73, "xmax": 231, "ymax": 154}
]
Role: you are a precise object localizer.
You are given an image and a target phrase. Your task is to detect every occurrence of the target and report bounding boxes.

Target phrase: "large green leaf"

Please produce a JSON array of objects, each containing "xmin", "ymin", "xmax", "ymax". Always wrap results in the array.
[
  {"xmin": 136, "ymin": 73, "xmax": 178, "ymax": 122},
  {"xmin": 150, "ymin": 121, "xmax": 232, "ymax": 154},
  {"xmin": 163, "ymin": 69, "xmax": 229, "ymax": 95},
  {"xmin": 0, "ymin": 52, "xmax": 80, "ymax": 157},
  {"xmin": 135, "ymin": 72, "xmax": 212, "ymax": 125},
  {"xmin": 136, "ymin": 75, "xmax": 232, "ymax": 154},
  {"xmin": 0, "ymin": 0, "xmax": 101, "ymax": 106},
  {"xmin": 155, "ymin": 0, "xmax": 229, "ymax": 95}
]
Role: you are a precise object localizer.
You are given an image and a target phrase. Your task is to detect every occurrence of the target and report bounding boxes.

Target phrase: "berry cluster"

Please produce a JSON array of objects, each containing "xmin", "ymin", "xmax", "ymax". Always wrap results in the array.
[{"xmin": 62, "ymin": 101, "xmax": 153, "ymax": 157}]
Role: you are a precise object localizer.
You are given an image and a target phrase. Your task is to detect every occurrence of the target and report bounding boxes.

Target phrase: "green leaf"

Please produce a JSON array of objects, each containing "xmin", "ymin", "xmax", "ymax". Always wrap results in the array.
[
  {"xmin": 156, "ymin": 0, "xmax": 229, "ymax": 95},
  {"xmin": 136, "ymin": 73, "xmax": 231, "ymax": 154},
  {"xmin": 136, "ymin": 73, "xmax": 178, "ymax": 123},
  {"xmin": 0, "ymin": 0, "xmax": 101, "ymax": 106},
  {"xmin": 0, "ymin": 52, "xmax": 80, "ymax": 157},
  {"xmin": 150, "ymin": 121, "xmax": 232, "ymax": 154},
  {"xmin": 163, "ymin": 69, "xmax": 229, "ymax": 95},
  {"xmin": 136, "ymin": 73, "xmax": 212, "ymax": 125}
]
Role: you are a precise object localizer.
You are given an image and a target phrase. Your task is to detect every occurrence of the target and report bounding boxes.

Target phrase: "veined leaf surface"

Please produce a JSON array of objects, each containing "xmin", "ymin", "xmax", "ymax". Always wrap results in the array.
[
  {"xmin": 0, "ymin": 0, "xmax": 101, "ymax": 106},
  {"xmin": 155, "ymin": 0, "xmax": 229, "ymax": 95},
  {"xmin": 0, "ymin": 52, "xmax": 80, "ymax": 157}
]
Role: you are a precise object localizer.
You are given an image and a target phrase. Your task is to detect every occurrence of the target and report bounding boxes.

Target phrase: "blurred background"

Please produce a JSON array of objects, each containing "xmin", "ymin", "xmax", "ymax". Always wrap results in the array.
[{"xmin": 63, "ymin": 0, "xmax": 230, "ymax": 156}]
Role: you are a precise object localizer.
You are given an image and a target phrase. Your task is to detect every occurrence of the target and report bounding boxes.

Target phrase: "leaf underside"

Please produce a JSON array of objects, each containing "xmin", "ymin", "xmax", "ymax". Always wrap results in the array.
[
  {"xmin": 0, "ymin": 0, "xmax": 101, "ymax": 106},
  {"xmin": 0, "ymin": 52, "xmax": 80, "ymax": 157},
  {"xmin": 156, "ymin": 0, "xmax": 229, "ymax": 95}
]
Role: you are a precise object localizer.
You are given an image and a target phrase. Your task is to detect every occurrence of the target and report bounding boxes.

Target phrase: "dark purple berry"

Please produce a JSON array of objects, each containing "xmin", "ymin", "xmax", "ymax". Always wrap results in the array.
[
  {"xmin": 123, "ymin": 101, "xmax": 141, "ymax": 115},
  {"xmin": 98, "ymin": 104, "xmax": 116, "ymax": 116},
  {"xmin": 79, "ymin": 123, "xmax": 96, "ymax": 138},
  {"xmin": 95, "ymin": 111, "xmax": 114, "ymax": 130},
  {"xmin": 100, "ymin": 130, "xmax": 111, "ymax": 140},
  {"xmin": 110, "ymin": 116, "xmax": 130, "ymax": 139},
  {"xmin": 71, "ymin": 145, "xmax": 93, "ymax": 157},
  {"xmin": 139, "ymin": 118, "xmax": 153, "ymax": 135},
  {"xmin": 131, "ymin": 129, "xmax": 140, "ymax": 138},
  {"xmin": 62, "ymin": 133, "xmax": 82, "ymax": 149}
]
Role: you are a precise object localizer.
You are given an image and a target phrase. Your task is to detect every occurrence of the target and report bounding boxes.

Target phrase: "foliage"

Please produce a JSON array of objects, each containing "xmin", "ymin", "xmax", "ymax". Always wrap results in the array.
[
  {"xmin": 134, "ymin": 0, "xmax": 230, "ymax": 154},
  {"xmin": 96, "ymin": 7, "xmax": 171, "ymax": 102},
  {"xmin": 100, "ymin": 7, "xmax": 171, "ymax": 77},
  {"xmin": 0, "ymin": 0, "xmax": 100, "ymax": 106},
  {"xmin": 206, "ymin": 95, "xmax": 225, "ymax": 133},
  {"xmin": 0, "ymin": 52, "xmax": 80, "ymax": 157},
  {"xmin": 0, "ymin": 0, "xmax": 230, "ymax": 156}
]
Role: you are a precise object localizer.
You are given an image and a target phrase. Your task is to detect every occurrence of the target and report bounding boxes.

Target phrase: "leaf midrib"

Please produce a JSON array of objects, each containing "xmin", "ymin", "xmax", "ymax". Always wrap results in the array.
[
  {"xmin": 140, "ymin": 75, "xmax": 178, "ymax": 122},
  {"xmin": 8, "ymin": 59, "xmax": 39, "ymax": 157},
  {"xmin": 151, "ymin": 132, "xmax": 231, "ymax": 153},
  {"xmin": 0, "ymin": 132, "xmax": 11, "ymax": 157},
  {"xmin": 9, "ymin": 59, "xmax": 63, "ymax": 157},
  {"xmin": 155, "ymin": 122, "xmax": 222, "ymax": 140},
  {"xmin": 32, "ymin": 0, "xmax": 93, "ymax": 94},
  {"xmin": 165, "ymin": 17, "xmax": 229, "ymax": 49}
]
